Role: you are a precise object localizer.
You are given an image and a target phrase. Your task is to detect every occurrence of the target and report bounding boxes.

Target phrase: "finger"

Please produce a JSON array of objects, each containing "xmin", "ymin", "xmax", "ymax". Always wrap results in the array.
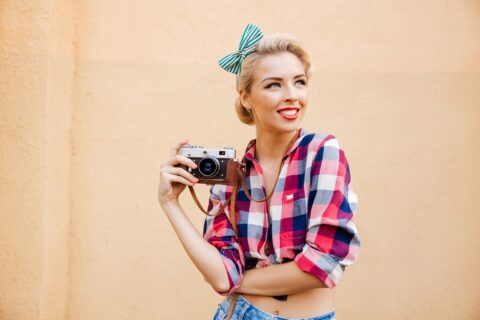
[
  {"xmin": 170, "ymin": 138, "xmax": 190, "ymax": 158},
  {"xmin": 167, "ymin": 154, "xmax": 198, "ymax": 169},
  {"xmin": 164, "ymin": 172, "xmax": 195, "ymax": 186},
  {"xmin": 163, "ymin": 166, "xmax": 199, "ymax": 183}
]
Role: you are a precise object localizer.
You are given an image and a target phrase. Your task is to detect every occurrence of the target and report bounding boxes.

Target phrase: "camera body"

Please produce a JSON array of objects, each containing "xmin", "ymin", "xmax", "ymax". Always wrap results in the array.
[{"xmin": 178, "ymin": 144, "xmax": 239, "ymax": 185}]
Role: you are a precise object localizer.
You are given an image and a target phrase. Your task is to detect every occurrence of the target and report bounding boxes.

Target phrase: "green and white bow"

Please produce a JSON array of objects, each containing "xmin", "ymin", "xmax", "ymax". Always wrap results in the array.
[{"xmin": 218, "ymin": 23, "xmax": 264, "ymax": 78}]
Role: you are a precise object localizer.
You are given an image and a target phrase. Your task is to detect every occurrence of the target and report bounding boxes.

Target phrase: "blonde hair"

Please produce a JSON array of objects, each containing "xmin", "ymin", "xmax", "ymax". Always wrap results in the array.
[{"xmin": 235, "ymin": 33, "xmax": 314, "ymax": 125}]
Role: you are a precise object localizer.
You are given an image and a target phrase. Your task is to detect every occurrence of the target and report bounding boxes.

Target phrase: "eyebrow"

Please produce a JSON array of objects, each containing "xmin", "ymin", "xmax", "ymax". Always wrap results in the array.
[{"xmin": 261, "ymin": 74, "xmax": 306, "ymax": 83}]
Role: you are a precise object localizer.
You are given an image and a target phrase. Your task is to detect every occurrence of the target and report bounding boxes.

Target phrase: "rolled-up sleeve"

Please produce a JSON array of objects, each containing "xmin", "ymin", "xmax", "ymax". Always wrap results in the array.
[
  {"xmin": 294, "ymin": 135, "xmax": 361, "ymax": 288},
  {"xmin": 202, "ymin": 184, "xmax": 245, "ymax": 296}
]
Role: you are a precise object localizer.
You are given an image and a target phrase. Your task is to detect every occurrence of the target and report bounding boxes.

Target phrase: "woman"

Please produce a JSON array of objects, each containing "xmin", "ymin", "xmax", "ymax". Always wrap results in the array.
[{"xmin": 158, "ymin": 24, "xmax": 361, "ymax": 320}]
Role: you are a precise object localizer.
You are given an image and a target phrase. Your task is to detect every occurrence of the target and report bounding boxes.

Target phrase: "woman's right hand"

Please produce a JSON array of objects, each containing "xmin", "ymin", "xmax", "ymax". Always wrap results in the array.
[{"xmin": 157, "ymin": 139, "xmax": 200, "ymax": 205}]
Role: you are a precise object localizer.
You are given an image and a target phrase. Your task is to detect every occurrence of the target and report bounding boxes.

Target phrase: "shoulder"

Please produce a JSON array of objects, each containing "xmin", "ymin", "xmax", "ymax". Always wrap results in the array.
[
  {"xmin": 300, "ymin": 132, "xmax": 352, "ymax": 172},
  {"xmin": 299, "ymin": 131, "xmax": 340, "ymax": 153}
]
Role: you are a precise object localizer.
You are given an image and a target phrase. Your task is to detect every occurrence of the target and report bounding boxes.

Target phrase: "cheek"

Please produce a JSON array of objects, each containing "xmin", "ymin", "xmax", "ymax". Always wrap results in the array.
[
  {"xmin": 255, "ymin": 92, "xmax": 281, "ymax": 106},
  {"xmin": 299, "ymin": 91, "xmax": 308, "ymax": 103}
]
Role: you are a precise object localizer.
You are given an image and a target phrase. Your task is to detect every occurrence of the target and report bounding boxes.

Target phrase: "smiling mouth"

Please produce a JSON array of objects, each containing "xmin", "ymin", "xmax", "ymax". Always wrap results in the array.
[
  {"xmin": 277, "ymin": 109, "xmax": 299, "ymax": 116},
  {"xmin": 277, "ymin": 108, "xmax": 300, "ymax": 120},
  {"xmin": 277, "ymin": 107, "xmax": 300, "ymax": 114}
]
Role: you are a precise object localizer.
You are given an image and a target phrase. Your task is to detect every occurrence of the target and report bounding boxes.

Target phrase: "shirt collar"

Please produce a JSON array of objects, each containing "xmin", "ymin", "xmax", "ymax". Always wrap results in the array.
[{"xmin": 243, "ymin": 127, "xmax": 308, "ymax": 163}]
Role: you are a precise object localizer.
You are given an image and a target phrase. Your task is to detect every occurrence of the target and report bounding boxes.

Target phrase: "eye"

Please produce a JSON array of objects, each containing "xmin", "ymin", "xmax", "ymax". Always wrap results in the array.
[
  {"xmin": 264, "ymin": 79, "xmax": 307, "ymax": 89},
  {"xmin": 265, "ymin": 82, "xmax": 280, "ymax": 89},
  {"xmin": 295, "ymin": 79, "xmax": 307, "ymax": 86}
]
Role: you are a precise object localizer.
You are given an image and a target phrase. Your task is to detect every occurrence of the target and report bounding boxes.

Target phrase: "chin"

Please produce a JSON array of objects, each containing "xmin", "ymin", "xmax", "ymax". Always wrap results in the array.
[{"xmin": 274, "ymin": 124, "xmax": 301, "ymax": 134}]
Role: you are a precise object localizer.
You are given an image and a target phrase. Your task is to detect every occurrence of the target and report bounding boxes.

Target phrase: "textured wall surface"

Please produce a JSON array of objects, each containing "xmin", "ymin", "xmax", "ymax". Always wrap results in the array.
[
  {"xmin": 0, "ymin": 0, "xmax": 74, "ymax": 319},
  {"xmin": 1, "ymin": 1, "xmax": 479, "ymax": 319}
]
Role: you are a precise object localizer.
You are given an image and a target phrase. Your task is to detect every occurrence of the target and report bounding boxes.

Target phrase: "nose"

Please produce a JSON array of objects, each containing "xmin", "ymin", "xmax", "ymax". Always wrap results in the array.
[{"xmin": 284, "ymin": 84, "xmax": 298, "ymax": 102}]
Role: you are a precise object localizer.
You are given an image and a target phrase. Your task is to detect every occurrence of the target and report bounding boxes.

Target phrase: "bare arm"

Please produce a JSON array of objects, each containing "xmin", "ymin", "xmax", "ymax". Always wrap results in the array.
[
  {"xmin": 159, "ymin": 199, "xmax": 230, "ymax": 292},
  {"xmin": 234, "ymin": 261, "xmax": 327, "ymax": 296},
  {"xmin": 158, "ymin": 139, "xmax": 230, "ymax": 293}
]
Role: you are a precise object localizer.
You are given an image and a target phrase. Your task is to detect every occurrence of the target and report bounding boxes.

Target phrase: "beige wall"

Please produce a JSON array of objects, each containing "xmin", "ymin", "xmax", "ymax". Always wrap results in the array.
[
  {"xmin": 0, "ymin": 0, "xmax": 74, "ymax": 319},
  {"xmin": 1, "ymin": 1, "xmax": 479, "ymax": 319}
]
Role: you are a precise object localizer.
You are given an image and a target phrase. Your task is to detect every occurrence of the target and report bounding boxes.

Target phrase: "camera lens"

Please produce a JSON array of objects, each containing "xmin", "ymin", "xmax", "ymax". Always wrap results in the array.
[{"xmin": 198, "ymin": 156, "xmax": 220, "ymax": 177}]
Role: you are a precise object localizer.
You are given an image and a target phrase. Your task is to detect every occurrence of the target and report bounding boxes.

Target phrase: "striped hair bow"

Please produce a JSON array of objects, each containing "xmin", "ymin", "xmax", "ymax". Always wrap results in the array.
[{"xmin": 218, "ymin": 23, "xmax": 264, "ymax": 79}]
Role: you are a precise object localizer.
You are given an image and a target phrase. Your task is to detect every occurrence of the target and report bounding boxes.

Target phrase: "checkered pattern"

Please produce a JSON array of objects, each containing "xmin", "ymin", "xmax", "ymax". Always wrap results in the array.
[{"xmin": 202, "ymin": 128, "xmax": 361, "ymax": 296}]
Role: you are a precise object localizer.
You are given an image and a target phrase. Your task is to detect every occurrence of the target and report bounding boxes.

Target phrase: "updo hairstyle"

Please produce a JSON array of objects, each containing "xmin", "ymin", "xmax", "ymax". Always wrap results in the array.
[{"xmin": 235, "ymin": 34, "xmax": 314, "ymax": 125}]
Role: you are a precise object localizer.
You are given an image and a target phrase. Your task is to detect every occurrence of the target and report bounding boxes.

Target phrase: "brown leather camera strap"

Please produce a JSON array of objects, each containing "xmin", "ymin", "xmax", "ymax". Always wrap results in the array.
[
  {"xmin": 241, "ymin": 129, "xmax": 299, "ymax": 202},
  {"xmin": 229, "ymin": 184, "xmax": 238, "ymax": 234},
  {"xmin": 187, "ymin": 185, "xmax": 222, "ymax": 216},
  {"xmin": 187, "ymin": 183, "xmax": 238, "ymax": 233},
  {"xmin": 187, "ymin": 131, "xmax": 300, "ymax": 317},
  {"xmin": 187, "ymin": 128, "xmax": 300, "ymax": 215},
  {"xmin": 187, "ymin": 154, "xmax": 281, "ymax": 217},
  {"xmin": 226, "ymin": 293, "xmax": 239, "ymax": 320}
]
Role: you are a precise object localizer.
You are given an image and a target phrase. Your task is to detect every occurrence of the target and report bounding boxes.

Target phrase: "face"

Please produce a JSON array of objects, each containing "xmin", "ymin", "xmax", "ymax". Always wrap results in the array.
[{"xmin": 240, "ymin": 51, "xmax": 308, "ymax": 134}]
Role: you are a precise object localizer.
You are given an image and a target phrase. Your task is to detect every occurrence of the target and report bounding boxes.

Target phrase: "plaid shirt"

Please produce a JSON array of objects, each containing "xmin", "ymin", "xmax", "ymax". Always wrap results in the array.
[{"xmin": 202, "ymin": 128, "xmax": 361, "ymax": 296}]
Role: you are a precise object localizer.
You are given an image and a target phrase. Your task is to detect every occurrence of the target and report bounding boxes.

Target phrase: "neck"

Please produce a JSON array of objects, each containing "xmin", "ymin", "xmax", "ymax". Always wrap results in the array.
[{"xmin": 254, "ymin": 127, "xmax": 300, "ymax": 164}]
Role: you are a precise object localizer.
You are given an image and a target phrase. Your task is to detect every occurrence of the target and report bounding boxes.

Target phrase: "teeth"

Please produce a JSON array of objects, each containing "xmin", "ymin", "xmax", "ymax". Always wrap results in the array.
[{"xmin": 279, "ymin": 109, "xmax": 298, "ymax": 116}]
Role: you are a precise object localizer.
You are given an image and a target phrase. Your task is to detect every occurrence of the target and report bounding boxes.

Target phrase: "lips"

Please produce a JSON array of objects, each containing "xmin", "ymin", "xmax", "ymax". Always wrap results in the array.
[
  {"xmin": 277, "ymin": 107, "xmax": 300, "ymax": 120},
  {"xmin": 277, "ymin": 107, "xmax": 300, "ymax": 112}
]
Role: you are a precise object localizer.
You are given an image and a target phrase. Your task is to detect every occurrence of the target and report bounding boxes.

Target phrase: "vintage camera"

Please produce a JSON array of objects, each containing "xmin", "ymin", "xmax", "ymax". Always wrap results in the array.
[{"xmin": 177, "ymin": 144, "xmax": 240, "ymax": 185}]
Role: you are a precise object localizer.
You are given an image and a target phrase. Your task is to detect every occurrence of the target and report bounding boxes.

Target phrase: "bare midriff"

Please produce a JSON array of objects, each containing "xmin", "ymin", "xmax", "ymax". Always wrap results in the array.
[{"xmin": 241, "ymin": 287, "xmax": 335, "ymax": 318}]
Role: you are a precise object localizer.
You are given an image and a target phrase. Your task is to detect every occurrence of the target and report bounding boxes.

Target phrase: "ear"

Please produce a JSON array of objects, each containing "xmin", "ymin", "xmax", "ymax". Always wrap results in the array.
[{"xmin": 239, "ymin": 90, "xmax": 251, "ymax": 110}]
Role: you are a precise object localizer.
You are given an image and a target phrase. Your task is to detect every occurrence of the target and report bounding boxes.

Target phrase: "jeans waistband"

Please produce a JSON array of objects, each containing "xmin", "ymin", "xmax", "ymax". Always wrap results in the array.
[{"xmin": 224, "ymin": 294, "xmax": 336, "ymax": 320}]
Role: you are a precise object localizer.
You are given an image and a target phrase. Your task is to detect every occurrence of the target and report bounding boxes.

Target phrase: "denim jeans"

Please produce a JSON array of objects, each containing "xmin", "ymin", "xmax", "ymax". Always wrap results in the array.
[{"xmin": 213, "ymin": 294, "xmax": 336, "ymax": 320}]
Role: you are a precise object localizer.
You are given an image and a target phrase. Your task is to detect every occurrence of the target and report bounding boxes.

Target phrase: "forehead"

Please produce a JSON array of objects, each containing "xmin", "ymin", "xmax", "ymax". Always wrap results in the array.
[{"xmin": 253, "ymin": 52, "xmax": 305, "ymax": 79}]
